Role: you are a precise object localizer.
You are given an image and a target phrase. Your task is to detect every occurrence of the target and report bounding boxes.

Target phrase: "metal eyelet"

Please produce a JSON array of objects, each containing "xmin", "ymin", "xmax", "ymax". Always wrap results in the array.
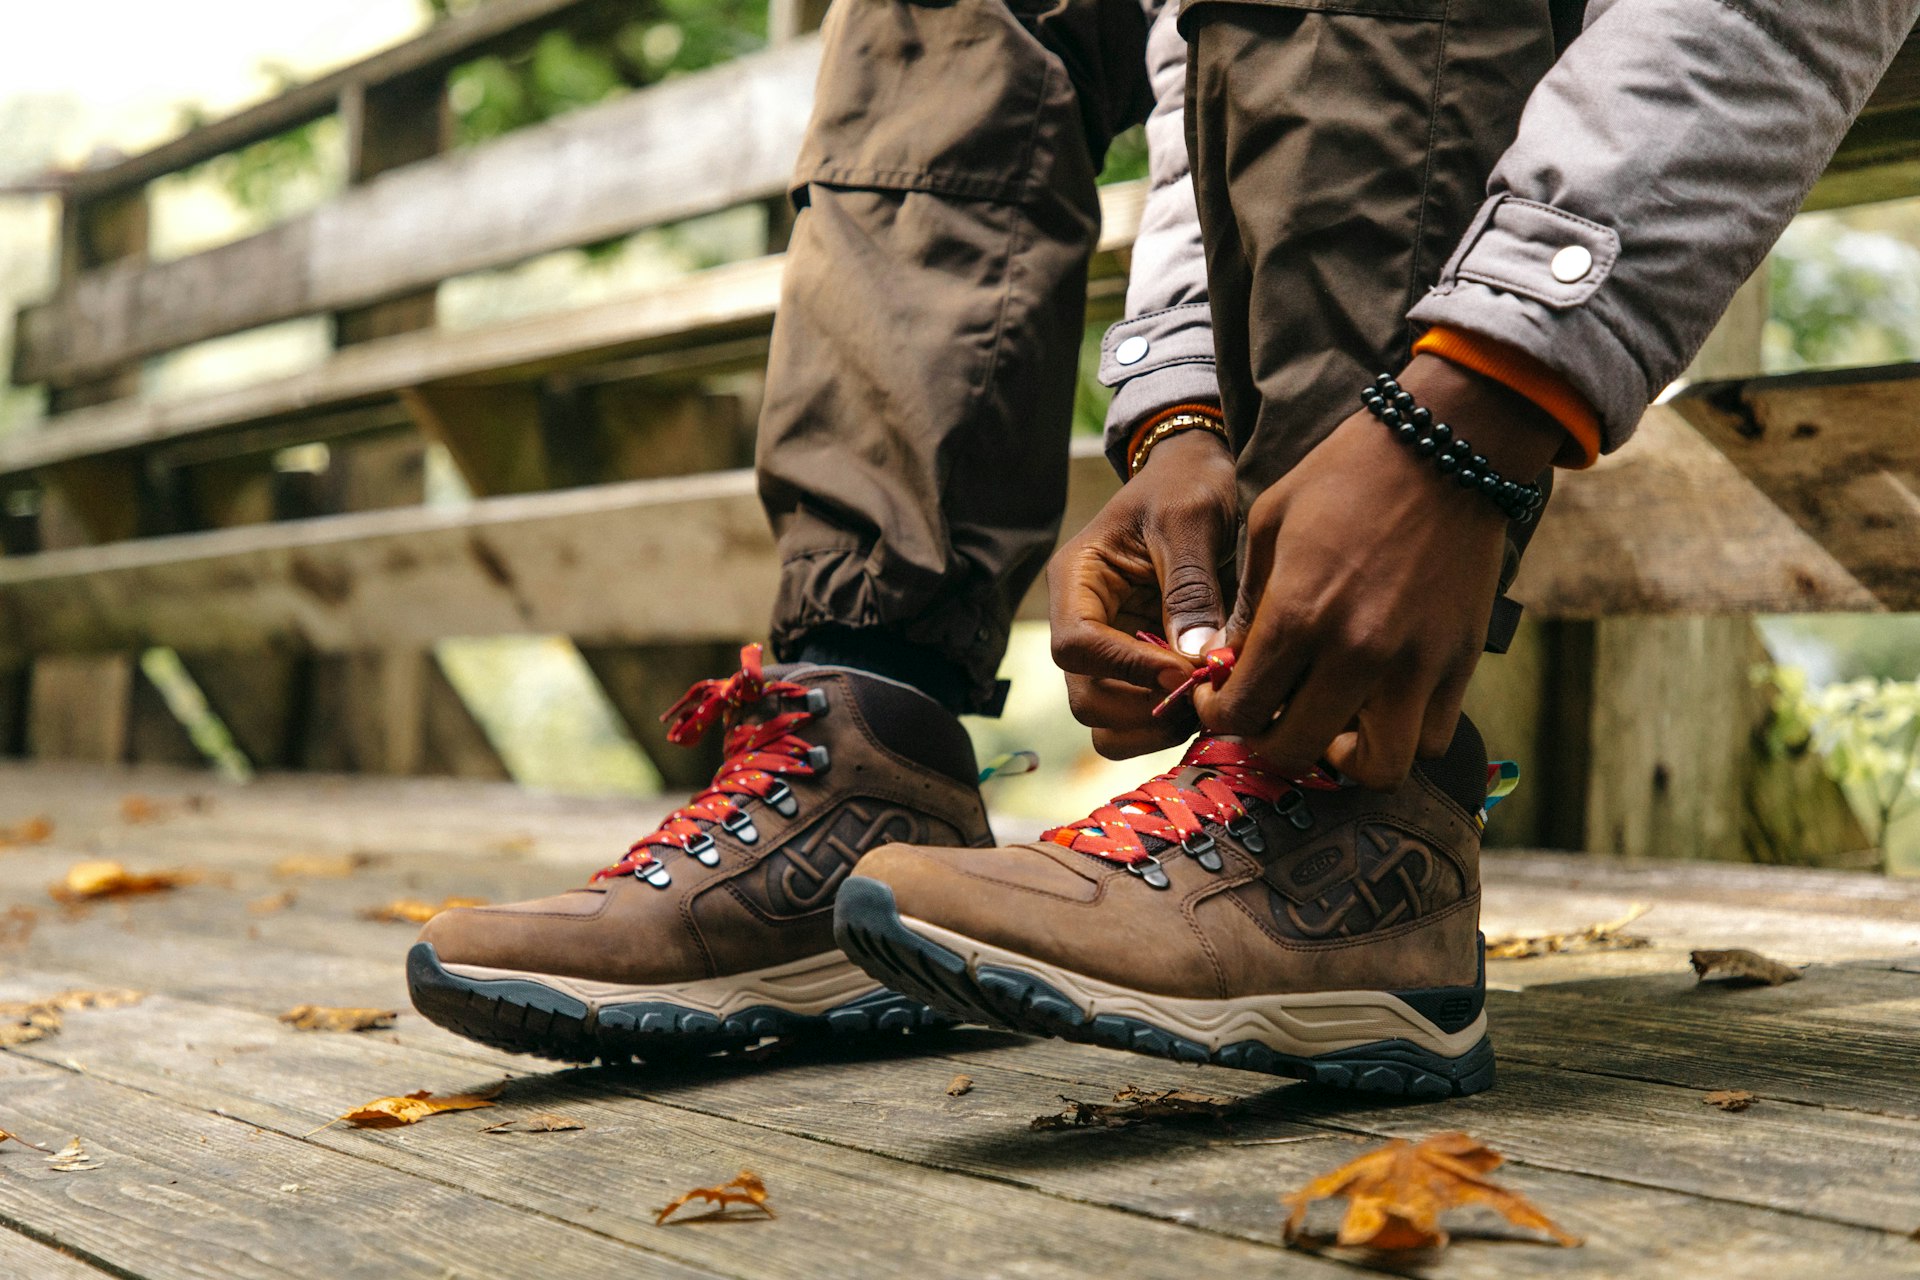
[
  {"xmin": 684, "ymin": 833, "xmax": 721, "ymax": 867},
  {"xmin": 802, "ymin": 688, "xmax": 830, "ymax": 716},
  {"xmin": 1226, "ymin": 814, "xmax": 1265, "ymax": 854},
  {"xmin": 1275, "ymin": 792, "xmax": 1315, "ymax": 831},
  {"xmin": 637, "ymin": 864, "xmax": 672, "ymax": 889},
  {"xmin": 803, "ymin": 745, "xmax": 832, "ymax": 774},
  {"xmin": 765, "ymin": 780, "xmax": 799, "ymax": 818},
  {"xmin": 1180, "ymin": 831, "xmax": 1222, "ymax": 873},
  {"xmin": 721, "ymin": 809, "xmax": 759, "ymax": 846},
  {"xmin": 1126, "ymin": 855, "xmax": 1171, "ymax": 890}
]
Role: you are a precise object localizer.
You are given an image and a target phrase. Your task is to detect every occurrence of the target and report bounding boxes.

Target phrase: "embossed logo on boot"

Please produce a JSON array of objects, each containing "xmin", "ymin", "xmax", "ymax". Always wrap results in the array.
[
  {"xmin": 1265, "ymin": 821, "xmax": 1460, "ymax": 940},
  {"xmin": 747, "ymin": 800, "xmax": 924, "ymax": 917}
]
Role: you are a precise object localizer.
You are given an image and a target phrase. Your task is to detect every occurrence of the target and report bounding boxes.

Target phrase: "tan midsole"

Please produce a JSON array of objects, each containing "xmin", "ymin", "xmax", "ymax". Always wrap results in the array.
[
  {"xmin": 900, "ymin": 915, "xmax": 1487, "ymax": 1059},
  {"xmin": 443, "ymin": 950, "xmax": 880, "ymax": 1018}
]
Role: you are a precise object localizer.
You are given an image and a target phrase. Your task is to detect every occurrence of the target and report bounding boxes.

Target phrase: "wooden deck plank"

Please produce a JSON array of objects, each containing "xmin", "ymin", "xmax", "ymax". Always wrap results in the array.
[
  {"xmin": 0, "ymin": 1228, "xmax": 115, "ymax": 1279},
  {"xmin": 3, "ymin": 968, "xmax": 1915, "ymax": 1279},
  {"xmin": 0, "ymin": 1054, "xmax": 716, "ymax": 1280},
  {"xmin": 0, "ymin": 975, "xmax": 1334, "ymax": 1280}
]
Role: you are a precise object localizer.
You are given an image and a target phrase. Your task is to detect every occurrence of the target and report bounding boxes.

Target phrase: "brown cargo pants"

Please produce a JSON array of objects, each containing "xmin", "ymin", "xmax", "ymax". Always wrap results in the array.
[{"xmin": 758, "ymin": 0, "xmax": 1570, "ymax": 712}]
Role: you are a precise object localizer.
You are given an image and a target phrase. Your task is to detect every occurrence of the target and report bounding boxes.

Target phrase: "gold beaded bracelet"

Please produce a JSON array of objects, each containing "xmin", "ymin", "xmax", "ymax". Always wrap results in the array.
[{"xmin": 1127, "ymin": 409, "xmax": 1230, "ymax": 478}]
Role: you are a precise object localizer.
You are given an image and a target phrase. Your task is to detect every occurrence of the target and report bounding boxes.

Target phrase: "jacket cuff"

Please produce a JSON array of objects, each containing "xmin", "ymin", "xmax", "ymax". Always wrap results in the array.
[
  {"xmin": 1408, "ymin": 193, "xmax": 1650, "ymax": 454},
  {"xmin": 1099, "ymin": 303, "xmax": 1222, "ymax": 479},
  {"xmin": 1412, "ymin": 326, "xmax": 1601, "ymax": 468}
]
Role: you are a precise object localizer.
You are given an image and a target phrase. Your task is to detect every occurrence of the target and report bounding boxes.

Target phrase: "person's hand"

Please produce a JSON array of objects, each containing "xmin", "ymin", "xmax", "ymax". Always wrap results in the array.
[
  {"xmin": 1047, "ymin": 427, "xmax": 1238, "ymax": 758},
  {"xmin": 1193, "ymin": 355, "xmax": 1566, "ymax": 789}
]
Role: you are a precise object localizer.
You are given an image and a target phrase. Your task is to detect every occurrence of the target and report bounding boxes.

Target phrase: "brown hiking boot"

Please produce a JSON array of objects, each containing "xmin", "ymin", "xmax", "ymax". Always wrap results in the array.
[
  {"xmin": 835, "ymin": 718, "xmax": 1499, "ymax": 1097},
  {"xmin": 408, "ymin": 645, "xmax": 994, "ymax": 1062}
]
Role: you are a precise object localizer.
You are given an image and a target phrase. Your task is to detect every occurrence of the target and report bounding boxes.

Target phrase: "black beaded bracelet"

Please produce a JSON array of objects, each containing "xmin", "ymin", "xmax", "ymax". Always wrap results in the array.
[{"xmin": 1360, "ymin": 374, "xmax": 1544, "ymax": 525}]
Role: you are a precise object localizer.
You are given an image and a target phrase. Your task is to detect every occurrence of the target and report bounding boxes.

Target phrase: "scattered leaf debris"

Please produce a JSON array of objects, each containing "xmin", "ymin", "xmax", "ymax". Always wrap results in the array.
[
  {"xmin": 249, "ymin": 890, "xmax": 297, "ymax": 915},
  {"xmin": 0, "ymin": 905, "xmax": 36, "ymax": 950},
  {"xmin": 1031, "ymin": 1085, "xmax": 1237, "ymax": 1131},
  {"xmin": 119, "ymin": 794, "xmax": 165, "ymax": 824},
  {"xmin": 0, "ymin": 988, "xmax": 144, "ymax": 1047},
  {"xmin": 1690, "ymin": 949, "xmax": 1802, "ymax": 987},
  {"xmin": 318, "ymin": 1085, "xmax": 504, "ymax": 1133},
  {"xmin": 1485, "ymin": 904, "xmax": 1652, "ymax": 960},
  {"xmin": 0, "ymin": 816, "xmax": 53, "ymax": 848},
  {"xmin": 45, "ymin": 1138, "xmax": 101, "ymax": 1172},
  {"xmin": 49, "ymin": 860, "xmax": 199, "ymax": 903},
  {"xmin": 945, "ymin": 1074, "xmax": 974, "ymax": 1097},
  {"xmin": 1703, "ymin": 1089, "xmax": 1756, "ymax": 1112},
  {"xmin": 279, "ymin": 1005, "xmax": 398, "ymax": 1033},
  {"xmin": 481, "ymin": 1114, "xmax": 585, "ymax": 1134},
  {"xmin": 359, "ymin": 896, "xmax": 489, "ymax": 924},
  {"xmin": 275, "ymin": 852, "xmax": 377, "ymax": 879},
  {"xmin": 0, "ymin": 1127, "xmax": 53, "ymax": 1153},
  {"xmin": 1284, "ymin": 1132, "xmax": 1580, "ymax": 1253},
  {"xmin": 656, "ymin": 1170, "xmax": 776, "ymax": 1225}
]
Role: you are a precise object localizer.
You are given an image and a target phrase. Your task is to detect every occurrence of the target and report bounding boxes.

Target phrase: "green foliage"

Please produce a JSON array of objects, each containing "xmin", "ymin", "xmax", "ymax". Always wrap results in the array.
[
  {"xmin": 1761, "ymin": 664, "xmax": 1920, "ymax": 861},
  {"xmin": 1767, "ymin": 218, "xmax": 1920, "ymax": 370},
  {"xmin": 1099, "ymin": 124, "xmax": 1148, "ymax": 187}
]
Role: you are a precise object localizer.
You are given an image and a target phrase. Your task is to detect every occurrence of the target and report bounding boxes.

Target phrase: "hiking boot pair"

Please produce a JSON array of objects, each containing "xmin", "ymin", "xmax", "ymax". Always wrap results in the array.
[{"xmin": 409, "ymin": 646, "xmax": 1498, "ymax": 1097}]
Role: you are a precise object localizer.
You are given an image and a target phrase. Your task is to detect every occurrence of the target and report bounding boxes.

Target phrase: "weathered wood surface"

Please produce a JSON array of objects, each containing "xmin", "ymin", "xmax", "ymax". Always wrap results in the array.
[
  {"xmin": 0, "ymin": 182, "xmax": 1145, "ymax": 482},
  {"xmin": 0, "ymin": 762, "xmax": 1918, "ymax": 1278},
  {"xmin": 13, "ymin": 39, "xmax": 825, "ymax": 387},
  {"xmin": 1668, "ymin": 363, "xmax": 1920, "ymax": 609},
  {"xmin": 0, "ymin": 403, "xmax": 1892, "ymax": 664}
]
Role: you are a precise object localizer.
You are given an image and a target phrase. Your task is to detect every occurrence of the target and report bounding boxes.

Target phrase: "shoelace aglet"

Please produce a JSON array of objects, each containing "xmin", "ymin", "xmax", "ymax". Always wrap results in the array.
[{"xmin": 1145, "ymin": 642, "xmax": 1237, "ymax": 718}]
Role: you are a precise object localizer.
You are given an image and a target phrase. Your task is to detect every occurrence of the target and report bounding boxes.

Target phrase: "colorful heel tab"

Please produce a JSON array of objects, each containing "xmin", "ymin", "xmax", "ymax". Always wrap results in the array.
[
  {"xmin": 1480, "ymin": 760, "xmax": 1521, "ymax": 825},
  {"xmin": 979, "ymin": 751, "xmax": 1040, "ymax": 784}
]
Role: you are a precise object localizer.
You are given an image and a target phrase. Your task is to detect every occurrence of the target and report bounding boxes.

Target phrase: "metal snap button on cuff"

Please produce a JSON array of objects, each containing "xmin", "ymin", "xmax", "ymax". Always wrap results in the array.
[
  {"xmin": 1550, "ymin": 244, "xmax": 1593, "ymax": 284},
  {"xmin": 1115, "ymin": 335, "xmax": 1150, "ymax": 366}
]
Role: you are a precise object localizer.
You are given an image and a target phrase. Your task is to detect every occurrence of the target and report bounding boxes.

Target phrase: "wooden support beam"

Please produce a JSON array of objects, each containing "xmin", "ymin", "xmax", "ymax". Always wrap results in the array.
[
  {"xmin": 26, "ymin": 655, "xmax": 132, "ymax": 763},
  {"xmin": 13, "ymin": 40, "xmax": 825, "ymax": 386},
  {"xmin": 400, "ymin": 383, "xmax": 552, "ymax": 495},
  {"xmin": 0, "ymin": 179, "xmax": 1148, "ymax": 482}
]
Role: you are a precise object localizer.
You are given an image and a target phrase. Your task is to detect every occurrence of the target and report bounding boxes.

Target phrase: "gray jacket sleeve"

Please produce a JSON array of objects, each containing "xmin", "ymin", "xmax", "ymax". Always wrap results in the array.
[
  {"xmin": 1099, "ymin": 0, "xmax": 1219, "ymax": 478},
  {"xmin": 1409, "ymin": 0, "xmax": 1919, "ymax": 453}
]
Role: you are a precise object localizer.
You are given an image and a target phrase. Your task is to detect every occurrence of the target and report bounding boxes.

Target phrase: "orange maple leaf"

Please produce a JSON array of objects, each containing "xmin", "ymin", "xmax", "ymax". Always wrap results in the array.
[
  {"xmin": 1284, "ymin": 1132, "xmax": 1580, "ymax": 1253},
  {"xmin": 48, "ymin": 861, "xmax": 198, "ymax": 903},
  {"xmin": 656, "ymin": 1170, "xmax": 776, "ymax": 1225},
  {"xmin": 317, "ymin": 1085, "xmax": 503, "ymax": 1133},
  {"xmin": 358, "ymin": 896, "xmax": 488, "ymax": 924}
]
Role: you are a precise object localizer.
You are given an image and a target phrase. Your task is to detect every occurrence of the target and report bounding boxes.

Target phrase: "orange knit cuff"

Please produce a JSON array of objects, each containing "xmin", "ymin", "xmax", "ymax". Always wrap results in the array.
[
  {"xmin": 1412, "ymin": 327, "xmax": 1601, "ymax": 469},
  {"xmin": 1124, "ymin": 402, "xmax": 1225, "ymax": 471}
]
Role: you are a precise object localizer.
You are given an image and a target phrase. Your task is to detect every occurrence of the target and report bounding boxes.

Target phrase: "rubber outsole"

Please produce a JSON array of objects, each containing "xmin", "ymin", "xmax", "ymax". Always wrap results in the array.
[
  {"xmin": 832, "ymin": 877, "xmax": 1494, "ymax": 1099},
  {"xmin": 406, "ymin": 942, "xmax": 950, "ymax": 1064}
]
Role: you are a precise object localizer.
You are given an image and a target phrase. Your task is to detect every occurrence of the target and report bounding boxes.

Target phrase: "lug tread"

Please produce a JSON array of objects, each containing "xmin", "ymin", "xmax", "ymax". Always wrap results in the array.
[{"xmin": 407, "ymin": 941, "xmax": 948, "ymax": 1064}]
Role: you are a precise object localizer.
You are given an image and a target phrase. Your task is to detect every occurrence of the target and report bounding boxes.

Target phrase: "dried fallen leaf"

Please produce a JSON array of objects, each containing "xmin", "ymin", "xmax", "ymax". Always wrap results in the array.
[
  {"xmin": 945, "ymin": 1074, "xmax": 974, "ymax": 1097},
  {"xmin": 1704, "ymin": 1089, "xmax": 1756, "ymax": 1112},
  {"xmin": 119, "ymin": 794, "xmax": 165, "ymax": 824},
  {"xmin": 0, "ymin": 988, "xmax": 143, "ymax": 1048},
  {"xmin": 0, "ymin": 904, "xmax": 36, "ymax": 950},
  {"xmin": 481, "ymin": 1114, "xmax": 585, "ymax": 1134},
  {"xmin": 279, "ymin": 1005, "xmax": 398, "ymax": 1033},
  {"xmin": 0, "ymin": 1127, "xmax": 53, "ymax": 1153},
  {"xmin": 248, "ymin": 890, "xmax": 297, "ymax": 916},
  {"xmin": 656, "ymin": 1170, "xmax": 776, "ymax": 1225},
  {"xmin": 1284, "ymin": 1132, "xmax": 1580, "ymax": 1253},
  {"xmin": 0, "ymin": 815, "xmax": 53, "ymax": 848},
  {"xmin": 274, "ymin": 851, "xmax": 376, "ymax": 879},
  {"xmin": 1031, "ymin": 1085, "xmax": 1237, "ymax": 1131},
  {"xmin": 358, "ymin": 896, "xmax": 488, "ymax": 924},
  {"xmin": 319, "ymin": 1085, "xmax": 504, "ymax": 1133},
  {"xmin": 49, "ymin": 860, "xmax": 198, "ymax": 903},
  {"xmin": 1690, "ymin": 948, "xmax": 1801, "ymax": 986},
  {"xmin": 1485, "ymin": 904, "xmax": 1652, "ymax": 960},
  {"xmin": 46, "ymin": 1138, "xmax": 100, "ymax": 1172}
]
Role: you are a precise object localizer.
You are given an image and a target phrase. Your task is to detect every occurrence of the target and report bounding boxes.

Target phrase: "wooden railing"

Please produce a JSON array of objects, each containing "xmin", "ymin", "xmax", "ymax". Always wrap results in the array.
[{"xmin": 0, "ymin": 2, "xmax": 1916, "ymax": 861}]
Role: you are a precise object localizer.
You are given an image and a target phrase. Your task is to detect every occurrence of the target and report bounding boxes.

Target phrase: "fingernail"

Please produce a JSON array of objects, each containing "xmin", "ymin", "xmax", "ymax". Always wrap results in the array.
[{"xmin": 1176, "ymin": 627, "xmax": 1222, "ymax": 658}]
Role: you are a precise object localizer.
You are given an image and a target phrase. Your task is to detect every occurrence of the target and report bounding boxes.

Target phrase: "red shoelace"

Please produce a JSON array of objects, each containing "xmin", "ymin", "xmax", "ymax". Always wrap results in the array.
[
  {"xmin": 594, "ymin": 644, "xmax": 822, "ymax": 881},
  {"xmin": 1043, "ymin": 735, "xmax": 1339, "ymax": 866}
]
